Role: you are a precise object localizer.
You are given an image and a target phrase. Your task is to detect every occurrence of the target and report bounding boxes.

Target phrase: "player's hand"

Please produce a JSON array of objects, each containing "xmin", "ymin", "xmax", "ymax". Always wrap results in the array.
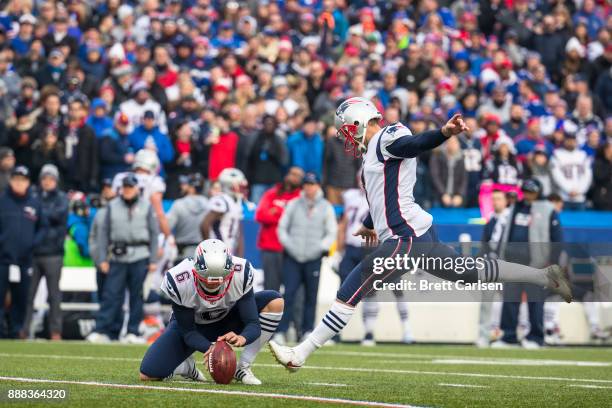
[
  {"xmin": 441, "ymin": 114, "xmax": 469, "ymax": 137},
  {"xmin": 203, "ymin": 344, "xmax": 214, "ymax": 371},
  {"xmin": 218, "ymin": 332, "xmax": 247, "ymax": 347},
  {"xmin": 99, "ymin": 262, "xmax": 110, "ymax": 274},
  {"xmin": 354, "ymin": 225, "xmax": 378, "ymax": 246}
]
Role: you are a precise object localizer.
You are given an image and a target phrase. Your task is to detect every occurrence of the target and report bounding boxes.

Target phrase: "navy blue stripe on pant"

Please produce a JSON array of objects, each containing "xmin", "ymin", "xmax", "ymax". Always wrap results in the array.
[
  {"xmin": 500, "ymin": 283, "xmax": 546, "ymax": 345},
  {"xmin": 0, "ymin": 263, "xmax": 31, "ymax": 338},
  {"xmin": 278, "ymin": 254, "xmax": 321, "ymax": 334},
  {"xmin": 337, "ymin": 226, "xmax": 481, "ymax": 307},
  {"xmin": 140, "ymin": 290, "xmax": 281, "ymax": 378},
  {"xmin": 95, "ymin": 259, "xmax": 148, "ymax": 336}
]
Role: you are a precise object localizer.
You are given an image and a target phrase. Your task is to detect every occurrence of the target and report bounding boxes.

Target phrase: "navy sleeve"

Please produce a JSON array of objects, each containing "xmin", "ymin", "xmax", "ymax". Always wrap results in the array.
[
  {"xmin": 235, "ymin": 289, "xmax": 261, "ymax": 345},
  {"xmin": 386, "ymin": 130, "xmax": 447, "ymax": 159},
  {"xmin": 363, "ymin": 212, "xmax": 374, "ymax": 229},
  {"xmin": 172, "ymin": 303, "xmax": 211, "ymax": 353}
]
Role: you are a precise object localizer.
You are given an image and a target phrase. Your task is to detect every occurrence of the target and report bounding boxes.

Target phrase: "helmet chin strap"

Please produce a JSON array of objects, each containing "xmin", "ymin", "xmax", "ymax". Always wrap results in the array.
[{"xmin": 193, "ymin": 268, "xmax": 236, "ymax": 302}]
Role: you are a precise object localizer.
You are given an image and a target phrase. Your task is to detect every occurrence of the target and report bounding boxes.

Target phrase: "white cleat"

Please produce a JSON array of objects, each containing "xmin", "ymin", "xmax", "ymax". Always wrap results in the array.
[
  {"xmin": 475, "ymin": 337, "xmax": 490, "ymax": 348},
  {"xmin": 545, "ymin": 265, "xmax": 573, "ymax": 303},
  {"xmin": 360, "ymin": 338, "xmax": 376, "ymax": 347},
  {"xmin": 268, "ymin": 341, "xmax": 304, "ymax": 373},
  {"xmin": 490, "ymin": 340, "xmax": 516, "ymax": 349},
  {"xmin": 234, "ymin": 366, "xmax": 262, "ymax": 385},
  {"xmin": 402, "ymin": 330, "xmax": 414, "ymax": 345},
  {"xmin": 521, "ymin": 339, "xmax": 542, "ymax": 350},
  {"xmin": 85, "ymin": 332, "xmax": 111, "ymax": 344},
  {"xmin": 121, "ymin": 333, "xmax": 147, "ymax": 344}
]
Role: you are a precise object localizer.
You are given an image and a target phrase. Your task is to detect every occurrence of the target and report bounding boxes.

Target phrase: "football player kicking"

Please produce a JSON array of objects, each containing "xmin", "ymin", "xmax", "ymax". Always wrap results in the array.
[
  {"xmin": 270, "ymin": 97, "xmax": 573, "ymax": 371},
  {"xmin": 139, "ymin": 239, "xmax": 284, "ymax": 385}
]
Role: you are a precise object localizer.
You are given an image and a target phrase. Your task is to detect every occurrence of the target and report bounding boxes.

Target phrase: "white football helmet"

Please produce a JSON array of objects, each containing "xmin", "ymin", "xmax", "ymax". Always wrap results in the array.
[
  {"xmin": 335, "ymin": 97, "xmax": 382, "ymax": 157},
  {"xmin": 193, "ymin": 239, "xmax": 235, "ymax": 301},
  {"xmin": 218, "ymin": 168, "xmax": 247, "ymax": 198},
  {"xmin": 133, "ymin": 149, "xmax": 160, "ymax": 174}
]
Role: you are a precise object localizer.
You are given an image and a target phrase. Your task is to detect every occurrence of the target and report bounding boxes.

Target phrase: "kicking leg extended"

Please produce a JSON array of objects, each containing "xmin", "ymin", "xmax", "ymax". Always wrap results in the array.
[
  {"xmin": 271, "ymin": 231, "xmax": 572, "ymax": 371},
  {"xmin": 235, "ymin": 291, "xmax": 284, "ymax": 385}
]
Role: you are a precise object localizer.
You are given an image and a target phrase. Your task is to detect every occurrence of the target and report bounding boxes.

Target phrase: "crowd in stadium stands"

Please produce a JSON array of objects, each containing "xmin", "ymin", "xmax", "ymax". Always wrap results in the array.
[{"xmin": 0, "ymin": 0, "xmax": 609, "ymax": 210}]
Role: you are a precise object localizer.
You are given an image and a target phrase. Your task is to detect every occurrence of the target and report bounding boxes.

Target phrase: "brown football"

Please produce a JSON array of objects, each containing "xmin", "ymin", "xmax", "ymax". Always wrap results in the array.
[{"xmin": 207, "ymin": 341, "xmax": 237, "ymax": 384}]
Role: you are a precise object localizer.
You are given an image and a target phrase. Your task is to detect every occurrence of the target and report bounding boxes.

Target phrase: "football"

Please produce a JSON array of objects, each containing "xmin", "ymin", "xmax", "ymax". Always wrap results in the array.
[{"xmin": 207, "ymin": 341, "xmax": 237, "ymax": 384}]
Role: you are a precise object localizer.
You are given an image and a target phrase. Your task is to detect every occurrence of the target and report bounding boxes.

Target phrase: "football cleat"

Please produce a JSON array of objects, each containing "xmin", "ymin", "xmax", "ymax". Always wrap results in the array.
[
  {"xmin": 521, "ymin": 339, "xmax": 542, "ymax": 350},
  {"xmin": 490, "ymin": 340, "xmax": 516, "ymax": 348},
  {"xmin": 361, "ymin": 332, "xmax": 376, "ymax": 347},
  {"xmin": 234, "ymin": 366, "xmax": 262, "ymax": 385},
  {"xmin": 544, "ymin": 265, "xmax": 573, "ymax": 303},
  {"xmin": 180, "ymin": 356, "xmax": 207, "ymax": 382},
  {"xmin": 85, "ymin": 332, "xmax": 111, "ymax": 344},
  {"xmin": 121, "ymin": 333, "xmax": 147, "ymax": 344},
  {"xmin": 268, "ymin": 341, "xmax": 304, "ymax": 373}
]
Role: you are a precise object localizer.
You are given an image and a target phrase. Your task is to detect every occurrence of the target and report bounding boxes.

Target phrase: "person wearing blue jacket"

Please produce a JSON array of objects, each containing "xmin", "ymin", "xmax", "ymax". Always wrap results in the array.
[
  {"xmin": 286, "ymin": 116, "xmax": 324, "ymax": 180},
  {"xmin": 128, "ymin": 110, "xmax": 174, "ymax": 177},
  {"xmin": 0, "ymin": 166, "xmax": 47, "ymax": 338},
  {"xmin": 23, "ymin": 164, "xmax": 68, "ymax": 340},
  {"xmin": 86, "ymin": 98, "xmax": 114, "ymax": 138}
]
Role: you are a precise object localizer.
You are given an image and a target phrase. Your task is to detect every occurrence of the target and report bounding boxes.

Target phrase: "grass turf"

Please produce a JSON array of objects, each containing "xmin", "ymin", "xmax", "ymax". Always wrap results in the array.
[{"xmin": 0, "ymin": 340, "xmax": 610, "ymax": 407}]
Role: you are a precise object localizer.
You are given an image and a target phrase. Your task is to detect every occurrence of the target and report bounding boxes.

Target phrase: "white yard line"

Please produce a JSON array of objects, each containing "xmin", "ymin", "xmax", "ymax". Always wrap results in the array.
[
  {"xmin": 430, "ymin": 359, "xmax": 611, "ymax": 367},
  {"xmin": 318, "ymin": 350, "xmax": 611, "ymax": 366},
  {"xmin": 0, "ymin": 376, "xmax": 419, "ymax": 408},
  {"xmin": 568, "ymin": 384, "xmax": 612, "ymax": 390},
  {"xmin": 438, "ymin": 383, "xmax": 489, "ymax": 388},
  {"xmin": 307, "ymin": 382, "xmax": 350, "ymax": 387},
  {"xmin": 2, "ymin": 352, "xmax": 612, "ymax": 385}
]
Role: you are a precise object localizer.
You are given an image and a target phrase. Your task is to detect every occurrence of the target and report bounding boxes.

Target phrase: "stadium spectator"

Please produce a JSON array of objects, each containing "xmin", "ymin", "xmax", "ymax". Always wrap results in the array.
[
  {"xmin": 484, "ymin": 136, "xmax": 523, "ymax": 188},
  {"xmin": 207, "ymin": 112, "xmax": 238, "ymax": 180},
  {"xmin": 86, "ymin": 98, "xmax": 114, "ymax": 138},
  {"xmin": 31, "ymin": 128, "xmax": 66, "ymax": 182},
  {"xmin": 255, "ymin": 167, "xmax": 304, "ymax": 292},
  {"xmin": 99, "ymin": 113, "xmax": 134, "ymax": 181},
  {"xmin": 525, "ymin": 146, "xmax": 554, "ymax": 198},
  {"xmin": 276, "ymin": 173, "xmax": 337, "ymax": 343},
  {"xmin": 502, "ymin": 104, "xmax": 527, "ymax": 139},
  {"xmin": 287, "ymin": 116, "xmax": 324, "ymax": 180},
  {"xmin": 550, "ymin": 130, "xmax": 593, "ymax": 210},
  {"xmin": 88, "ymin": 173, "xmax": 158, "ymax": 343},
  {"xmin": 246, "ymin": 115, "xmax": 289, "ymax": 203},
  {"xmin": 128, "ymin": 110, "xmax": 174, "ymax": 177},
  {"xmin": 429, "ymin": 136, "xmax": 467, "ymax": 208},
  {"xmin": 60, "ymin": 97, "xmax": 99, "ymax": 192},
  {"xmin": 23, "ymin": 164, "xmax": 68, "ymax": 340},
  {"xmin": 0, "ymin": 147, "xmax": 15, "ymax": 192},
  {"xmin": 0, "ymin": 166, "xmax": 46, "ymax": 339},
  {"xmin": 323, "ymin": 124, "xmax": 361, "ymax": 205},
  {"xmin": 592, "ymin": 142, "xmax": 612, "ymax": 211}
]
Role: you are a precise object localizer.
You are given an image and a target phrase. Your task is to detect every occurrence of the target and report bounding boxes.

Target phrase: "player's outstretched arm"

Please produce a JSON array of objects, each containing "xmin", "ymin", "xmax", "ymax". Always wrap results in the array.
[{"xmin": 386, "ymin": 114, "xmax": 469, "ymax": 159}]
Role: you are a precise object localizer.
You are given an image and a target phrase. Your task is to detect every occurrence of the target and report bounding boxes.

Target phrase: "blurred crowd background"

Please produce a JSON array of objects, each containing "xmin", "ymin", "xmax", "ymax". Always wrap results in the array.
[{"xmin": 0, "ymin": 0, "xmax": 610, "ymax": 209}]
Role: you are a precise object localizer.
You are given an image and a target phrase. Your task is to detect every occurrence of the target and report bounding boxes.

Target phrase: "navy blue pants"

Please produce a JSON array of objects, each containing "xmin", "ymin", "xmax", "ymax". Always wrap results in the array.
[
  {"xmin": 337, "ymin": 227, "xmax": 480, "ymax": 306},
  {"xmin": 500, "ymin": 283, "xmax": 545, "ymax": 345},
  {"xmin": 278, "ymin": 255, "xmax": 321, "ymax": 334},
  {"xmin": 0, "ymin": 263, "xmax": 31, "ymax": 338},
  {"xmin": 140, "ymin": 290, "xmax": 280, "ymax": 378},
  {"xmin": 95, "ymin": 259, "xmax": 147, "ymax": 337}
]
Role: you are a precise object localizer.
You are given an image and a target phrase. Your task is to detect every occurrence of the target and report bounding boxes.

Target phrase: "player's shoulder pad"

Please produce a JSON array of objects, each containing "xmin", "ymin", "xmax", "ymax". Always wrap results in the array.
[
  {"xmin": 231, "ymin": 256, "xmax": 254, "ymax": 295},
  {"xmin": 381, "ymin": 122, "xmax": 413, "ymax": 145},
  {"xmin": 208, "ymin": 195, "xmax": 229, "ymax": 214},
  {"xmin": 161, "ymin": 258, "xmax": 194, "ymax": 305}
]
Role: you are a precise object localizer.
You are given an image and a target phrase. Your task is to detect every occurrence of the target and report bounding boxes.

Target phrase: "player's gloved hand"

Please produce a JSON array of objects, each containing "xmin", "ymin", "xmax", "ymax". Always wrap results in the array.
[
  {"xmin": 354, "ymin": 225, "xmax": 378, "ymax": 247},
  {"xmin": 441, "ymin": 113, "xmax": 469, "ymax": 137},
  {"xmin": 218, "ymin": 332, "xmax": 247, "ymax": 347}
]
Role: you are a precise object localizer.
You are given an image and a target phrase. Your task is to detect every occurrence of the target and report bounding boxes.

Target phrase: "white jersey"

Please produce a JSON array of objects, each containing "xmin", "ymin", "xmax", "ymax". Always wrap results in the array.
[
  {"xmin": 342, "ymin": 188, "xmax": 370, "ymax": 248},
  {"xmin": 112, "ymin": 171, "xmax": 166, "ymax": 201},
  {"xmin": 160, "ymin": 256, "xmax": 254, "ymax": 325},
  {"xmin": 207, "ymin": 193, "xmax": 243, "ymax": 252},
  {"xmin": 362, "ymin": 123, "xmax": 433, "ymax": 241}
]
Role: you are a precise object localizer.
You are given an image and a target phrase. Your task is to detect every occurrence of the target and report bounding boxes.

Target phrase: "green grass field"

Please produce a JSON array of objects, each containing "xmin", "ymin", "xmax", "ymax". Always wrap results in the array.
[{"xmin": 0, "ymin": 340, "xmax": 610, "ymax": 407}]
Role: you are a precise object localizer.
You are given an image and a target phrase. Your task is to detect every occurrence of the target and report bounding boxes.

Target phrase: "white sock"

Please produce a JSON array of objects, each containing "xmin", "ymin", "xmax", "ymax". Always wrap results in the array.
[
  {"xmin": 479, "ymin": 259, "xmax": 548, "ymax": 286},
  {"xmin": 362, "ymin": 302, "xmax": 379, "ymax": 336},
  {"xmin": 396, "ymin": 302, "xmax": 411, "ymax": 333},
  {"xmin": 238, "ymin": 312, "xmax": 282, "ymax": 368},
  {"xmin": 167, "ymin": 355, "xmax": 196, "ymax": 380},
  {"xmin": 294, "ymin": 301, "xmax": 355, "ymax": 360}
]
